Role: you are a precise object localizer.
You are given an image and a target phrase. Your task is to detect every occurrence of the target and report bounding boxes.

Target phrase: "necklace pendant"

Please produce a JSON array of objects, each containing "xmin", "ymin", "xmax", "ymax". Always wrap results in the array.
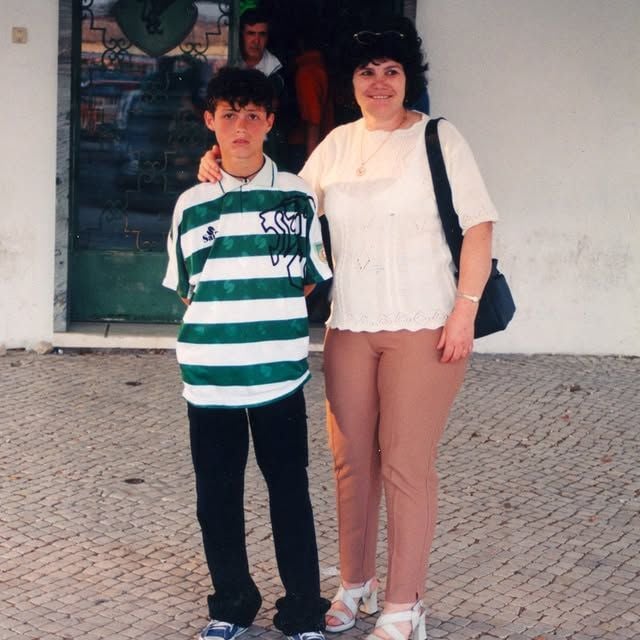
[{"xmin": 356, "ymin": 165, "xmax": 366, "ymax": 176}]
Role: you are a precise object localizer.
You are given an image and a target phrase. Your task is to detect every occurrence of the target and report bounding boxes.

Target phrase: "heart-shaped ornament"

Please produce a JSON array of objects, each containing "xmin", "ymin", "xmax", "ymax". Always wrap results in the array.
[{"xmin": 114, "ymin": 0, "xmax": 199, "ymax": 58}]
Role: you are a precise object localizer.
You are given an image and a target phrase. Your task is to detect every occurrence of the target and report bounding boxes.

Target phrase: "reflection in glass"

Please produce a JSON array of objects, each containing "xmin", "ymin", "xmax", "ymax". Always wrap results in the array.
[{"xmin": 76, "ymin": 0, "xmax": 230, "ymax": 253}]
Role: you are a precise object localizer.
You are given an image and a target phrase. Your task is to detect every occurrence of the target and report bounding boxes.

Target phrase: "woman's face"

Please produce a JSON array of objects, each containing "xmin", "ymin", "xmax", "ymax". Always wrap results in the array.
[{"xmin": 352, "ymin": 58, "xmax": 407, "ymax": 119}]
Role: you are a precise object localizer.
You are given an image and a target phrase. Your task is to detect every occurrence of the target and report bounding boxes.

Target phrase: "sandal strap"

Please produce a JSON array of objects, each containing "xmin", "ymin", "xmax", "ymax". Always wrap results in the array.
[
  {"xmin": 326, "ymin": 604, "xmax": 353, "ymax": 626},
  {"xmin": 368, "ymin": 604, "xmax": 424, "ymax": 640},
  {"xmin": 369, "ymin": 625, "xmax": 407, "ymax": 640},
  {"xmin": 331, "ymin": 585, "xmax": 364, "ymax": 615},
  {"xmin": 375, "ymin": 609, "xmax": 418, "ymax": 627},
  {"xmin": 328, "ymin": 583, "xmax": 363, "ymax": 620}
]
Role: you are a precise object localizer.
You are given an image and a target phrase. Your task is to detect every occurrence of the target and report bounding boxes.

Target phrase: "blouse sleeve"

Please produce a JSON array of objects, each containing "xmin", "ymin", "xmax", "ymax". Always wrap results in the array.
[{"xmin": 438, "ymin": 119, "xmax": 499, "ymax": 233}]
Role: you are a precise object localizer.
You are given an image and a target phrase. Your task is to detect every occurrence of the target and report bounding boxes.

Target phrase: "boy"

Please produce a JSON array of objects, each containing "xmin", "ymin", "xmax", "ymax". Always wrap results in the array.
[{"xmin": 163, "ymin": 67, "xmax": 331, "ymax": 640}]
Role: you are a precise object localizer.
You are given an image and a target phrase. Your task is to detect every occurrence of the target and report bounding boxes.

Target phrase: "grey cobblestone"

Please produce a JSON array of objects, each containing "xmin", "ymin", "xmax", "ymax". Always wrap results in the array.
[{"xmin": 1, "ymin": 351, "xmax": 639, "ymax": 640}]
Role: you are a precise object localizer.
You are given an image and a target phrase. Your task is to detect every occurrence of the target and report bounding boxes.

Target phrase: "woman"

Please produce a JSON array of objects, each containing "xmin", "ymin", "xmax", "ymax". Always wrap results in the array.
[{"xmin": 198, "ymin": 17, "xmax": 498, "ymax": 640}]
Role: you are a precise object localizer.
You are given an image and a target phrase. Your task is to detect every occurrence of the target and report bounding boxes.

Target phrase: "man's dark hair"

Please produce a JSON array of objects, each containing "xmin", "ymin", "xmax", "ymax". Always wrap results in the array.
[
  {"xmin": 240, "ymin": 8, "xmax": 271, "ymax": 31},
  {"xmin": 340, "ymin": 15, "xmax": 428, "ymax": 106},
  {"xmin": 206, "ymin": 66, "xmax": 275, "ymax": 115}
]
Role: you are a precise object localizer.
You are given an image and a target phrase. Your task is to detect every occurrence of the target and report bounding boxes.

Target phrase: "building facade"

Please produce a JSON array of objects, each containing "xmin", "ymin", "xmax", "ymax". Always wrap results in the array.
[{"xmin": 1, "ymin": 0, "xmax": 639, "ymax": 354}]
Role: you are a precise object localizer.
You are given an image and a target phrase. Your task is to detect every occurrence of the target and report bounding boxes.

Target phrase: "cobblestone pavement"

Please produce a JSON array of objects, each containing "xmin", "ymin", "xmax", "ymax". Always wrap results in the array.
[{"xmin": 1, "ymin": 350, "xmax": 639, "ymax": 640}]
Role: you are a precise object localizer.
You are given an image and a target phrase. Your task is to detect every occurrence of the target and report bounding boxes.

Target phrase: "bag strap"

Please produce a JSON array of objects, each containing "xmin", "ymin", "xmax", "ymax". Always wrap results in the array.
[{"xmin": 424, "ymin": 117, "xmax": 463, "ymax": 269}]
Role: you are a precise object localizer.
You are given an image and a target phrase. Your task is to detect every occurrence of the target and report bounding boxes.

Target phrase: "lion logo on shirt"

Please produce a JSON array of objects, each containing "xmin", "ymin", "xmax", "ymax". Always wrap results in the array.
[{"xmin": 260, "ymin": 196, "xmax": 311, "ymax": 286}]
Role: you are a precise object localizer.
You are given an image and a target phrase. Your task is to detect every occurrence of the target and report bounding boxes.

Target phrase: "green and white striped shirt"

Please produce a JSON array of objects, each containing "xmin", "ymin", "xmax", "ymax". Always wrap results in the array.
[{"xmin": 163, "ymin": 156, "xmax": 332, "ymax": 408}]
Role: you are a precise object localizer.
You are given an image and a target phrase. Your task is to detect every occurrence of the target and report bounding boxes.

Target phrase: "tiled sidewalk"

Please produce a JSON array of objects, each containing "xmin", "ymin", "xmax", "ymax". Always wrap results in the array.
[{"xmin": 1, "ymin": 350, "xmax": 638, "ymax": 640}]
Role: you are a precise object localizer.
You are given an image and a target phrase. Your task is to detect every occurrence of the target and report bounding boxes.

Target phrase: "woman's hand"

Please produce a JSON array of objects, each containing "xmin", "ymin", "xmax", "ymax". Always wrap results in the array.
[
  {"xmin": 438, "ymin": 221, "xmax": 493, "ymax": 363},
  {"xmin": 437, "ymin": 299, "xmax": 476, "ymax": 363},
  {"xmin": 197, "ymin": 144, "xmax": 223, "ymax": 183}
]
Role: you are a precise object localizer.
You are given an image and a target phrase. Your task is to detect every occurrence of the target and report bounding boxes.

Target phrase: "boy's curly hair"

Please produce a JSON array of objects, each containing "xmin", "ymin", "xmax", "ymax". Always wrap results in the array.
[{"xmin": 206, "ymin": 67, "xmax": 275, "ymax": 114}]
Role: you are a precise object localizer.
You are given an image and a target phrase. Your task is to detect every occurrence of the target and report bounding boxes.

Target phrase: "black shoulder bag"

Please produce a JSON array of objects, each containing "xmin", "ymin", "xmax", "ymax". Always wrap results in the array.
[{"xmin": 425, "ymin": 117, "xmax": 515, "ymax": 338}]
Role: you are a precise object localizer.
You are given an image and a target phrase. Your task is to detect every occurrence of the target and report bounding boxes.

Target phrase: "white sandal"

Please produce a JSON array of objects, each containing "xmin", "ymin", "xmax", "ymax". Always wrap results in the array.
[
  {"xmin": 325, "ymin": 577, "xmax": 379, "ymax": 633},
  {"xmin": 366, "ymin": 601, "xmax": 426, "ymax": 640}
]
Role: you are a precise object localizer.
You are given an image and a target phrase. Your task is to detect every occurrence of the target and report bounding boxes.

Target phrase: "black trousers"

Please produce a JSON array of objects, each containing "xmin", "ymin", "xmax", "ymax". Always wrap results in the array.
[{"xmin": 188, "ymin": 389, "xmax": 329, "ymax": 634}]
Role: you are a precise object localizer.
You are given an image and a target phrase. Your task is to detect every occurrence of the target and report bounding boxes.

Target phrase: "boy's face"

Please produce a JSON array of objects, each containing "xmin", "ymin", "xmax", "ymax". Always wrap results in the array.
[{"xmin": 204, "ymin": 101, "xmax": 274, "ymax": 164}]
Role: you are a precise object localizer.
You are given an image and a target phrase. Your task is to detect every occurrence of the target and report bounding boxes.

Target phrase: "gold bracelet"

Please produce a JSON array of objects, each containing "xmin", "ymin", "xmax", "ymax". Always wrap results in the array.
[{"xmin": 456, "ymin": 292, "xmax": 480, "ymax": 304}]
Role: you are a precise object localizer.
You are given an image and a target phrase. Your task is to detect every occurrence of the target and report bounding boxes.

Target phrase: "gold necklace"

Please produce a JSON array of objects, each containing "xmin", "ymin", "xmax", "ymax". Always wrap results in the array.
[{"xmin": 356, "ymin": 112, "xmax": 408, "ymax": 177}]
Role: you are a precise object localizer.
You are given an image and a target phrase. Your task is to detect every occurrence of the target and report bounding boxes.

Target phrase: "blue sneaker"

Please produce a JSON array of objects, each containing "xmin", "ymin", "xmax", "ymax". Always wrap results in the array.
[
  {"xmin": 199, "ymin": 620, "xmax": 248, "ymax": 640},
  {"xmin": 286, "ymin": 632, "xmax": 325, "ymax": 640}
]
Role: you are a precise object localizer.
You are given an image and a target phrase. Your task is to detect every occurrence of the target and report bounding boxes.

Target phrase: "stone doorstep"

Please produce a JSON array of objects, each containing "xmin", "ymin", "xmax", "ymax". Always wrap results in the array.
[{"xmin": 53, "ymin": 323, "xmax": 326, "ymax": 352}]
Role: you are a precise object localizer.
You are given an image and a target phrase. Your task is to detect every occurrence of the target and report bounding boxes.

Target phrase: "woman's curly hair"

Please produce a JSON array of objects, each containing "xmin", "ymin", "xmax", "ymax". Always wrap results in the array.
[{"xmin": 340, "ymin": 15, "xmax": 428, "ymax": 106}]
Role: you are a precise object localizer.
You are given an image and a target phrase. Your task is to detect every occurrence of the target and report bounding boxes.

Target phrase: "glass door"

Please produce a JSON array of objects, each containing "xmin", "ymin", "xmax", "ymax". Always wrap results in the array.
[{"xmin": 70, "ymin": 0, "xmax": 232, "ymax": 322}]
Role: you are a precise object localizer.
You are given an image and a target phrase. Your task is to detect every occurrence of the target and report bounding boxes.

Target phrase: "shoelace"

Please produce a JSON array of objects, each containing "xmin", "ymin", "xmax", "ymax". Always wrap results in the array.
[
  {"xmin": 293, "ymin": 633, "xmax": 325, "ymax": 640},
  {"xmin": 203, "ymin": 621, "xmax": 243, "ymax": 640}
]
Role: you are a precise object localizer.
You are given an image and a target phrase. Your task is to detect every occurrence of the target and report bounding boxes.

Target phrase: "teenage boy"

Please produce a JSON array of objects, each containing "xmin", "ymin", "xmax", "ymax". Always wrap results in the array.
[{"xmin": 163, "ymin": 67, "xmax": 331, "ymax": 640}]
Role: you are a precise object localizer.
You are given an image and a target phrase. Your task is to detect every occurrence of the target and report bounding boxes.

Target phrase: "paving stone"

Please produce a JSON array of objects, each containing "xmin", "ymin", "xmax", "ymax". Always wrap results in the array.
[{"xmin": 1, "ymin": 351, "xmax": 639, "ymax": 639}]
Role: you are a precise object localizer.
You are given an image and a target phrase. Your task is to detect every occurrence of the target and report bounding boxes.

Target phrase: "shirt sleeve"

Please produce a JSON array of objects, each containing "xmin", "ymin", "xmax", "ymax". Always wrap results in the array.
[
  {"xmin": 439, "ymin": 119, "xmax": 499, "ymax": 233},
  {"xmin": 162, "ymin": 194, "xmax": 190, "ymax": 298},
  {"xmin": 301, "ymin": 188, "xmax": 332, "ymax": 285}
]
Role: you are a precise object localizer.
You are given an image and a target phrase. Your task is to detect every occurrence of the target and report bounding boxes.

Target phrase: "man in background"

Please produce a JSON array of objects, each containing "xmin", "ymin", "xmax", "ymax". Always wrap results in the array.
[{"xmin": 239, "ymin": 7, "xmax": 284, "ymax": 91}]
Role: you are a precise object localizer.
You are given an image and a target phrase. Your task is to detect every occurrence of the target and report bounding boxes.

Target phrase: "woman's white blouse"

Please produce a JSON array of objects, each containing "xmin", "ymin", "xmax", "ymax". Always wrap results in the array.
[{"xmin": 299, "ymin": 114, "xmax": 499, "ymax": 332}]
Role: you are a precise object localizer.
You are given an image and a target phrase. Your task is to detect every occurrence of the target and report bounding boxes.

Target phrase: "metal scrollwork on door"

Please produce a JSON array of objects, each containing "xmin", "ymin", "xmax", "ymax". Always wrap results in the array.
[
  {"xmin": 81, "ymin": 0, "xmax": 133, "ymax": 70},
  {"xmin": 76, "ymin": 0, "xmax": 231, "ymax": 253},
  {"xmin": 113, "ymin": 0, "xmax": 199, "ymax": 57},
  {"xmin": 71, "ymin": 0, "xmax": 231, "ymax": 322}
]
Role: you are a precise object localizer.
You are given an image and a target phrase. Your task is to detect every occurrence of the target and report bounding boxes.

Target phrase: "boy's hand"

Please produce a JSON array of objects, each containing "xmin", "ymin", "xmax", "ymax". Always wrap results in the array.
[{"xmin": 198, "ymin": 145, "xmax": 223, "ymax": 183}]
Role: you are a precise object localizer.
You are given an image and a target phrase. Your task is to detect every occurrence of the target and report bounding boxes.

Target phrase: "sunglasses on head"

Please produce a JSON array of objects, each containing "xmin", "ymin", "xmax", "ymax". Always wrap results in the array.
[{"xmin": 352, "ymin": 30, "xmax": 406, "ymax": 46}]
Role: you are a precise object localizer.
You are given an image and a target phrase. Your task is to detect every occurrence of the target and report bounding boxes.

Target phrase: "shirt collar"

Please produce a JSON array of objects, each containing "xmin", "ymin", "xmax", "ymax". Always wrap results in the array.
[
  {"xmin": 241, "ymin": 49, "xmax": 283, "ymax": 76},
  {"xmin": 219, "ymin": 155, "xmax": 277, "ymax": 193},
  {"xmin": 255, "ymin": 49, "xmax": 283, "ymax": 75}
]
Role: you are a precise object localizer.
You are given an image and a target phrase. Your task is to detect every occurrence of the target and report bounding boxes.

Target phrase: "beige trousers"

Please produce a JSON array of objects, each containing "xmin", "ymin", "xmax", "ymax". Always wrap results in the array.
[{"xmin": 324, "ymin": 328, "xmax": 467, "ymax": 603}]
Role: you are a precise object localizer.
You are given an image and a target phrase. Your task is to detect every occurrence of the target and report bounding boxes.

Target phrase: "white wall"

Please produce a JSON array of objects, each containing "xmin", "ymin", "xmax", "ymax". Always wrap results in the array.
[
  {"xmin": 1, "ymin": 1, "xmax": 639, "ymax": 354},
  {"xmin": 418, "ymin": 0, "xmax": 640, "ymax": 355},
  {"xmin": 0, "ymin": 1, "xmax": 58, "ymax": 349}
]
